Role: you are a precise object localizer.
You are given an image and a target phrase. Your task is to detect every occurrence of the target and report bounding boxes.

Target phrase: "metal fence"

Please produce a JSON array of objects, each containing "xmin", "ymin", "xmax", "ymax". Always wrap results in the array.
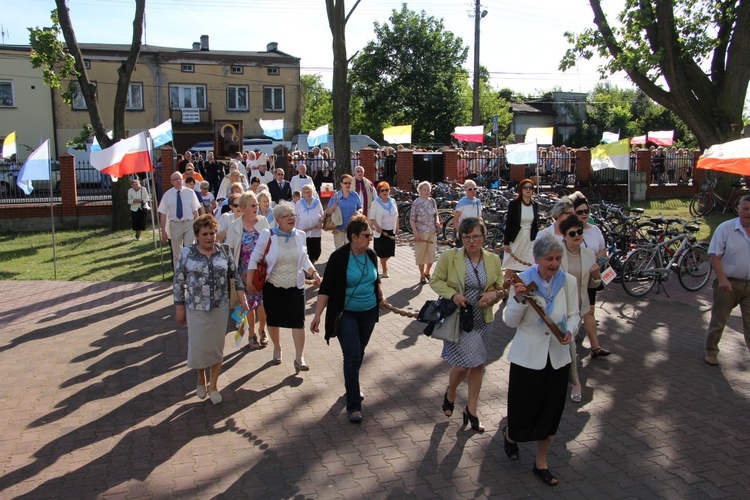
[{"xmin": 0, "ymin": 160, "xmax": 112, "ymax": 204}]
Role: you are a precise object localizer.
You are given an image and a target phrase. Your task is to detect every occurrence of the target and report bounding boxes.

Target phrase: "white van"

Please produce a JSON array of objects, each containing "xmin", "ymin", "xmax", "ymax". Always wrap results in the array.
[
  {"xmin": 291, "ymin": 134, "xmax": 380, "ymax": 154},
  {"xmin": 189, "ymin": 138, "xmax": 291, "ymax": 159}
]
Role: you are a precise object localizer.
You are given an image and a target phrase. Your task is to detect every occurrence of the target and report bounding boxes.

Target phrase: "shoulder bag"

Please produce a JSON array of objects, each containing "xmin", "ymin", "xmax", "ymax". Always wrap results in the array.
[
  {"xmin": 431, "ymin": 250, "xmax": 464, "ymax": 343},
  {"xmin": 252, "ymin": 236, "xmax": 273, "ymax": 291},
  {"xmin": 322, "ymin": 193, "xmax": 343, "ymax": 231},
  {"xmin": 218, "ymin": 244, "xmax": 240, "ymax": 309},
  {"xmin": 332, "ymin": 255, "xmax": 367, "ymax": 338}
]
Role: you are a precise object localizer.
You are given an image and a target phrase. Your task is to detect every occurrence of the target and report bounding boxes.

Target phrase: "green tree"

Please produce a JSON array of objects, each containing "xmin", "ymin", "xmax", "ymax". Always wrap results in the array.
[
  {"xmin": 560, "ymin": 0, "xmax": 750, "ymax": 150},
  {"xmin": 300, "ymin": 74, "xmax": 333, "ymax": 132},
  {"xmin": 29, "ymin": 1, "xmax": 145, "ymax": 230},
  {"xmin": 350, "ymin": 4, "xmax": 469, "ymax": 144}
]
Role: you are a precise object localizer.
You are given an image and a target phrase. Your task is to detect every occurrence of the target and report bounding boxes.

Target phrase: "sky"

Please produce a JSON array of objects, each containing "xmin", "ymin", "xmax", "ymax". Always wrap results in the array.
[{"xmin": 1, "ymin": 0, "xmax": 635, "ymax": 97}]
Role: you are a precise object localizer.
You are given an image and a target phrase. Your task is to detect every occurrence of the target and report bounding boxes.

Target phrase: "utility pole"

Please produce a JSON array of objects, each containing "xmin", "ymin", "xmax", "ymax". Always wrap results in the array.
[{"xmin": 472, "ymin": 0, "xmax": 487, "ymax": 126}]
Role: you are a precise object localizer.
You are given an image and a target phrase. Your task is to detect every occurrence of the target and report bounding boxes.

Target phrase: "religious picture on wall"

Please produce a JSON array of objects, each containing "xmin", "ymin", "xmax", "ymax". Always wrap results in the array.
[{"xmin": 214, "ymin": 120, "xmax": 243, "ymax": 159}]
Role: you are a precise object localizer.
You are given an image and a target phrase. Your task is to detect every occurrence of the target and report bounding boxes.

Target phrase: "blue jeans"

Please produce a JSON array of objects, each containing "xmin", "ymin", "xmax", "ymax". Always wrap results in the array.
[{"xmin": 337, "ymin": 306, "xmax": 378, "ymax": 413}]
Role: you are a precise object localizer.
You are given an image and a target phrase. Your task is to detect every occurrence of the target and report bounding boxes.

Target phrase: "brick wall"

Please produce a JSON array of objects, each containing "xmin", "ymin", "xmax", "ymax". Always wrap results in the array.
[
  {"xmin": 443, "ymin": 150, "xmax": 457, "ymax": 182},
  {"xmin": 360, "ymin": 148, "xmax": 376, "ymax": 183},
  {"xmin": 396, "ymin": 150, "xmax": 414, "ymax": 191}
]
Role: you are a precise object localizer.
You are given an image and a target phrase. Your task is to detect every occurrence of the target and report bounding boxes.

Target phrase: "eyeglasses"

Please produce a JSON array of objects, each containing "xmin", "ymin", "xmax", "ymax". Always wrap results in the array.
[
  {"xmin": 567, "ymin": 229, "xmax": 584, "ymax": 237},
  {"xmin": 465, "ymin": 188, "xmax": 476, "ymax": 191},
  {"xmin": 379, "ymin": 189, "xmax": 389, "ymax": 193},
  {"xmin": 575, "ymin": 209, "xmax": 590, "ymax": 215},
  {"xmin": 280, "ymin": 214, "xmax": 297, "ymax": 219},
  {"xmin": 359, "ymin": 233, "xmax": 373, "ymax": 239},
  {"xmin": 246, "ymin": 203, "xmax": 258, "ymax": 208},
  {"xmin": 231, "ymin": 204, "xmax": 240, "ymax": 208},
  {"xmin": 522, "ymin": 185, "xmax": 534, "ymax": 190},
  {"xmin": 461, "ymin": 234, "xmax": 484, "ymax": 242}
]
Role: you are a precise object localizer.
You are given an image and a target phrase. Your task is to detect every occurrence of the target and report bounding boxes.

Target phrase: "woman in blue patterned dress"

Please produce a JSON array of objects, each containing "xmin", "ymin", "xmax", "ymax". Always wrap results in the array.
[
  {"xmin": 174, "ymin": 215, "xmax": 247, "ymax": 405},
  {"xmin": 430, "ymin": 218, "xmax": 505, "ymax": 431},
  {"xmin": 226, "ymin": 192, "xmax": 271, "ymax": 349}
]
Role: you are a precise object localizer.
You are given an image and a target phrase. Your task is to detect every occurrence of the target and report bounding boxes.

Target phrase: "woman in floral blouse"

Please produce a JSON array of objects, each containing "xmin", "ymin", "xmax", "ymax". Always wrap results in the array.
[
  {"xmin": 174, "ymin": 215, "xmax": 247, "ymax": 405},
  {"xmin": 409, "ymin": 181, "xmax": 441, "ymax": 284}
]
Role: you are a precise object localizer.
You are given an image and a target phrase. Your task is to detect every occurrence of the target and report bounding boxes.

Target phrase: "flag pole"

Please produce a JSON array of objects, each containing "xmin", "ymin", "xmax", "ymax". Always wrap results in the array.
[
  {"xmin": 48, "ymin": 141, "xmax": 57, "ymax": 280},
  {"xmin": 147, "ymin": 138, "xmax": 165, "ymax": 279}
]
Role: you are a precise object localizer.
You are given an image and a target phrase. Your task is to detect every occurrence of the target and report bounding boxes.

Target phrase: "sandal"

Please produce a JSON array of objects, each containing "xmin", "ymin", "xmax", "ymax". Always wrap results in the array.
[
  {"xmin": 462, "ymin": 406, "xmax": 485, "ymax": 432},
  {"xmin": 442, "ymin": 390, "xmax": 455, "ymax": 417},
  {"xmin": 591, "ymin": 347, "xmax": 611, "ymax": 358},
  {"xmin": 420, "ymin": 277, "xmax": 428, "ymax": 284},
  {"xmin": 570, "ymin": 392, "xmax": 582, "ymax": 403},
  {"xmin": 248, "ymin": 336, "xmax": 261, "ymax": 350},
  {"xmin": 533, "ymin": 465, "xmax": 558, "ymax": 486},
  {"xmin": 503, "ymin": 426, "xmax": 519, "ymax": 460},
  {"xmin": 259, "ymin": 331, "xmax": 269, "ymax": 346}
]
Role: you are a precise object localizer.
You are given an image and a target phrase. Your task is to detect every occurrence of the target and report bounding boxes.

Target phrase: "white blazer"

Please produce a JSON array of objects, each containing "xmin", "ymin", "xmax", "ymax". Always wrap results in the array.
[
  {"xmin": 249, "ymin": 228, "xmax": 313, "ymax": 289},
  {"xmin": 369, "ymin": 198, "xmax": 399, "ymax": 238},
  {"xmin": 561, "ymin": 245, "xmax": 602, "ymax": 316},
  {"xmin": 295, "ymin": 199, "xmax": 324, "ymax": 238},
  {"xmin": 503, "ymin": 272, "xmax": 580, "ymax": 370},
  {"xmin": 224, "ymin": 215, "xmax": 271, "ymax": 265}
]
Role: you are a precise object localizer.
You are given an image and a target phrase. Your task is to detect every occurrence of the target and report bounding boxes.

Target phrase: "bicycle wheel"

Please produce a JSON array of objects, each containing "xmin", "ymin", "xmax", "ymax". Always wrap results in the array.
[
  {"xmin": 689, "ymin": 193, "xmax": 713, "ymax": 216},
  {"xmin": 484, "ymin": 226, "xmax": 504, "ymax": 256},
  {"xmin": 621, "ymin": 249, "xmax": 657, "ymax": 297},
  {"xmin": 677, "ymin": 246, "xmax": 712, "ymax": 291},
  {"xmin": 442, "ymin": 215, "xmax": 456, "ymax": 243},
  {"xmin": 556, "ymin": 188, "xmax": 571, "ymax": 197},
  {"xmin": 608, "ymin": 249, "xmax": 627, "ymax": 276},
  {"xmin": 399, "ymin": 205, "xmax": 412, "ymax": 233},
  {"xmin": 580, "ymin": 187, "xmax": 598, "ymax": 204}
]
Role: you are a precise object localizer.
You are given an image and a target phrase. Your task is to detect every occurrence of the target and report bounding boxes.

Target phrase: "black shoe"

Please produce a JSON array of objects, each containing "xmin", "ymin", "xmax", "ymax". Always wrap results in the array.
[
  {"xmin": 348, "ymin": 411, "xmax": 363, "ymax": 423},
  {"xmin": 462, "ymin": 406, "xmax": 485, "ymax": 432},
  {"xmin": 533, "ymin": 465, "xmax": 558, "ymax": 486},
  {"xmin": 591, "ymin": 347, "xmax": 611, "ymax": 358},
  {"xmin": 503, "ymin": 426, "xmax": 519, "ymax": 460},
  {"xmin": 442, "ymin": 390, "xmax": 455, "ymax": 417}
]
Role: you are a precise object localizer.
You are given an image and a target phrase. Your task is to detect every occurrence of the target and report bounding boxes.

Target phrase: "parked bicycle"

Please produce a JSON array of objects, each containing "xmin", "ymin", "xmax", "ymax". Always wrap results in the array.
[{"xmin": 689, "ymin": 178, "xmax": 748, "ymax": 216}]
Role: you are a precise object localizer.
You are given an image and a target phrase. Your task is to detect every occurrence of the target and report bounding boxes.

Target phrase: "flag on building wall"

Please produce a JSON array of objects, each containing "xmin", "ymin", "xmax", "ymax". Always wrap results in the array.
[
  {"xmin": 149, "ymin": 119, "xmax": 173, "ymax": 148},
  {"xmin": 524, "ymin": 127, "xmax": 554, "ymax": 145},
  {"xmin": 591, "ymin": 138, "xmax": 631, "ymax": 171},
  {"xmin": 16, "ymin": 140, "xmax": 51, "ymax": 195},
  {"xmin": 697, "ymin": 138, "xmax": 750, "ymax": 176},
  {"xmin": 2, "ymin": 131, "xmax": 17, "ymax": 159},
  {"xmin": 647, "ymin": 130, "xmax": 674, "ymax": 146},
  {"xmin": 631, "ymin": 135, "xmax": 646, "ymax": 145},
  {"xmin": 90, "ymin": 132, "xmax": 152, "ymax": 178},
  {"xmin": 506, "ymin": 142, "xmax": 538, "ymax": 165},
  {"xmin": 259, "ymin": 119, "xmax": 284, "ymax": 140},
  {"xmin": 307, "ymin": 124, "xmax": 329, "ymax": 147},
  {"xmin": 601, "ymin": 131, "xmax": 620, "ymax": 144},
  {"xmin": 383, "ymin": 125, "xmax": 412, "ymax": 144},
  {"xmin": 451, "ymin": 126, "xmax": 484, "ymax": 143}
]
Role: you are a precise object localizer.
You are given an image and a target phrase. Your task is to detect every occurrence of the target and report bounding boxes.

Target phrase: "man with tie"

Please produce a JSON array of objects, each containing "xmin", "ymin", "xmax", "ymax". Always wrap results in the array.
[
  {"xmin": 158, "ymin": 172, "xmax": 201, "ymax": 268},
  {"xmin": 268, "ymin": 168, "xmax": 293, "ymax": 203},
  {"xmin": 290, "ymin": 164, "xmax": 318, "ymax": 199}
]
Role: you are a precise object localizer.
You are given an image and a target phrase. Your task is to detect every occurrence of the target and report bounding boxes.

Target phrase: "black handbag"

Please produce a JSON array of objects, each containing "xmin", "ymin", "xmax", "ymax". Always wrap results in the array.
[{"xmin": 460, "ymin": 304, "xmax": 474, "ymax": 332}]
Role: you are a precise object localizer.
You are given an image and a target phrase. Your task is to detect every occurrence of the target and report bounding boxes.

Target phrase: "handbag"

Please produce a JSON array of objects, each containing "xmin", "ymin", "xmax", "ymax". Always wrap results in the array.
[
  {"xmin": 322, "ymin": 193, "xmax": 344, "ymax": 231},
  {"xmin": 218, "ymin": 244, "xmax": 240, "ymax": 308},
  {"xmin": 426, "ymin": 253, "xmax": 465, "ymax": 343},
  {"xmin": 252, "ymin": 236, "xmax": 273, "ymax": 291}
]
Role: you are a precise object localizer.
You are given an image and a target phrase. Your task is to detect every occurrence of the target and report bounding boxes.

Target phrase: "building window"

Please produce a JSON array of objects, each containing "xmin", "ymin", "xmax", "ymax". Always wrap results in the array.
[
  {"xmin": 127, "ymin": 83, "xmax": 144, "ymax": 110},
  {"xmin": 169, "ymin": 84, "xmax": 206, "ymax": 109},
  {"xmin": 181, "ymin": 64, "xmax": 195, "ymax": 73},
  {"xmin": 84, "ymin": 60, "xmax": 91, "ymax": 69},
  {"xmin": 267, "ymin": 67, "xmax": 280, "ymax": 76},
  {"xmin": 71, "ymin": 81, "xmax": 96, "ymax": 110},
  {"xmin": 231, "ymin": 65, "xmax": 243, "ymax": 74},
  {"xmin": 263, "ymin": 86, "xmax": 284, "ymax": 112},
  {"xmin": 0, "ymin": 81, "xmax": 14, "ymax": 107},
  {"xmin": 227, "ymin": 85, "xmax": 248, "ymax": 111}
]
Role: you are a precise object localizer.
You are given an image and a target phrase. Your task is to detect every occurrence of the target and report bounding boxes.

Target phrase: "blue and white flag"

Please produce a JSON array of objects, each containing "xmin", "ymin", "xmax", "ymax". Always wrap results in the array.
[
  {"xmin": 259, "ymin": 118, "xmax": 284, "ymax": 140},
  {"xmin": 506, "ymin": 142, "xmax": 538, "ymax": 165},
  {"xmin": 307, "ymin": 124, "xmax": 329, "ymax": 148},
  {"xmin": 16, "ymin": 140, "xmax": 51, "ymax": 195},
  {"xmin": 149, "ymin": 119, "xmax": 173, "ymax": 148},
  {"xmin": 601, "ymin": 131, "xmax": 620, "ymax": 144},
  {"xmin": 91, "ymin": 131, "xmax": 114, "ymax": 152}
]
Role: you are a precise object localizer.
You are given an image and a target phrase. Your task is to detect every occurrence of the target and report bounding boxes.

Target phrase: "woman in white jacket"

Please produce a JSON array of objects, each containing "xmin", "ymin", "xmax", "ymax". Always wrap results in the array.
[
  {"xmin": 295, "ymin": 185, "xmax": 324, "ymax": 264},
  {"xmin": 502, "ymin": 235, "xmax": 579, "ymax": 487},
  {"xmin": 369, "ymin": 181, "xmax": 399, "ymax": 277}
]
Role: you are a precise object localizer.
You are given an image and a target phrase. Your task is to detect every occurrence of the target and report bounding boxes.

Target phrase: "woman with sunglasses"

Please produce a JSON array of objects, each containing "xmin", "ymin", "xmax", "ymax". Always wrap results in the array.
[
  {"xmin": 369, "ymin": 181, "xmax": 399, "ymax": 278},
  {"xmin": 559, "ymin": 216, "xmax": 602, "ymax": 403},
  {"xmin": 453, "ymin": 179, "xmax": 483, "ymax": 249},
  {"xmin": 503, "ymin": 179, "xmax": 540, "ymax": 279},
  {"xmin": 571, "ymin": 196, "xmax": 610, "ymax": 358},
  {"xmin": 326, "ymin": 174, "xmax": 362, "ymax": 249}
]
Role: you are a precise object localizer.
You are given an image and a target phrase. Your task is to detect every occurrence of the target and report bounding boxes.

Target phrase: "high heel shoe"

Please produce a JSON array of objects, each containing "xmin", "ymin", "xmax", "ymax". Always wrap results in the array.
[
  {"xmin": 272, "ymin": 348, "xmax": 282, "ymax": 365},
  {"xmin": 462, "ymin": 406, "xmax": 485, "ymax": 432},
  {"xmin": 442, "ymin": 390, "xmax": 455, "ymax": 417},
  {"xmin": 503, "ymin": 426, "xmax": 519, "ymax": 460},
  {"xmin": 294, "ymin": 359, "xmax": 309, "ymax": 373}
]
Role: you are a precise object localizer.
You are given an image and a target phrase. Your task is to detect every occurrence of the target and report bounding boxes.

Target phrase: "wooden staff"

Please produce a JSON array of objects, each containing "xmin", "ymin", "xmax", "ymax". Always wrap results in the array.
[{"xmin": 508, "ymin": 274, "xmax": 566, "ymax": 344}]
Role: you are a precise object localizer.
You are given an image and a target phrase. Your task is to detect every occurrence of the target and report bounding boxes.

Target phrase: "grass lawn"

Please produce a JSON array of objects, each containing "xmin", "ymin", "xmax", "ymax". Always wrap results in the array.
[{"xmin": 0, "ymin": 228, "xmax": 171, "ymax": 282}]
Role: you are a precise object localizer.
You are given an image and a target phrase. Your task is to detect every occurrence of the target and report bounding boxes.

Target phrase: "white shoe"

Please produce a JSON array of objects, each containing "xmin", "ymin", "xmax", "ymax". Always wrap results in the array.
[
  {"xmin": 196, "ymin": 384, "xmax": 207, "ymax": 399},
  {"xmin": 210, "ymin": 391, "xmax": 222, "ymax": 405}
]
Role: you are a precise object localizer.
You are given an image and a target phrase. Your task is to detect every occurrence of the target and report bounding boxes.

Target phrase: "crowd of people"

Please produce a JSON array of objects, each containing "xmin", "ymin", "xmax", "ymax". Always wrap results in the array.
[{"xmin": 165, "ymin": 146, "xmax": 749, "ymax": 488}]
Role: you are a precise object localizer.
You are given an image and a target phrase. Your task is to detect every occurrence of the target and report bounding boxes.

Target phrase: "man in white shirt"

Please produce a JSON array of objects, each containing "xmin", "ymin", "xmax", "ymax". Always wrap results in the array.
[
  {"xmin": 158, "ymin": 172, "xmax": 200, "ymax": 269},
  {"xmin": 290, "ymin": 164, "xmax": 318, "ymax": 199}
]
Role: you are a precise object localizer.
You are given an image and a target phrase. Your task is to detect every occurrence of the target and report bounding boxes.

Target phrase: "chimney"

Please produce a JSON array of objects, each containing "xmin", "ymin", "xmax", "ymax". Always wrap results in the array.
[
  {"xmin": 192, "ymin": 42, "xmax": 201, "ymax": 50},
  {"xmin": 266, "ymin": 42, "xmax": 278, "ymax": 52},
  {"xmin": 200, "ymin": 35, "xmax": 209, "ymax": 51}
]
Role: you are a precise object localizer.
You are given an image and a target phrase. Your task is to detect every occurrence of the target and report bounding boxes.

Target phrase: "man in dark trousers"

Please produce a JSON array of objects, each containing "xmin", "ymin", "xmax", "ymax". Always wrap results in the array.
[{"xmin": 268, "ymin": 168, "xmax": 292, "ymax": 203}]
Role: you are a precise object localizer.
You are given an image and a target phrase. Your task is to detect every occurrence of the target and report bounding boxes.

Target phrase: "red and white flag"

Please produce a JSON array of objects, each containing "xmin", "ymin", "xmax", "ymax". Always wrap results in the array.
[
  {"xmin": 90, "ymin": 131, "xmax": 152, "ymax": 178},
  {"xmin": 697, "ymin": 138, "xmax": 750, "ymax": 176},
  {"xmin": 647, "ymin": 130, "xmax": 674, "ymax": 146},
  {"xmin": 452, "ymin": 125, "xmax": 484, "ymax": 143}
]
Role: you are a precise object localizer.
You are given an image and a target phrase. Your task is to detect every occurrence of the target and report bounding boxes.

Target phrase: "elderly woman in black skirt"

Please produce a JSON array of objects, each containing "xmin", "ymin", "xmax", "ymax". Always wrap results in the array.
[
  {"xmin": 369, "ymin": 181, "xmax": 399, "ymax": 277},
  {"xmin": 247, "ymin": 201, "xmax": 321, "ymax": 372},
  {"xmin": 127, "ymin": 178, "xmax": 150, "ymax": 240},
  {"xmin": 502, "ymin": 235, "xmax": 580, "ymax": 486}
]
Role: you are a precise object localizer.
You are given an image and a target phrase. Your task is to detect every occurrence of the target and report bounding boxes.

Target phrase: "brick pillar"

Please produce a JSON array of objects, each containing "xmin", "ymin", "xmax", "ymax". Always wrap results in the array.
[
  {"xmin": 160, "ymin": 146, "xmax": 175, "ymax": 199},
  {"xmin": 59, "ymin": 154, "xmax": 77, "ymax": 217},
  {"xmin": 691, "ymin": 150, "xmax": 704, "ymax": 192},
  {"xmin": 443, "ymin": 149, "xmax": 458, "ymax": 182},
  {"xmin": 396, "ymin": 149, "xmax": 414, "ymax": 191},
  {"xmin": 509, "ymin": 165, "xmax": 526, "ymax": 183},
  {"xmin": 360, "ymin": 147, "xmax": 377, "ymax": 183},
  {"xmin": 575, "ymin": 148, "xmax": 591, "ymax": 183},
  {"xmin": 635, "ymin": 149, "xmax": 652, "ymax": 198}
]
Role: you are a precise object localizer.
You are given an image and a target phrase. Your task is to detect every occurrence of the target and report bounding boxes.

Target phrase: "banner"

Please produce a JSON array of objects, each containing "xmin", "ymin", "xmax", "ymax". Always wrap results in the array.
[
  {"xmin": 451, "ymin": 125, "xmax": 483, "ymax": 143},
  {"xmin": 697, "ymin": 138, "xmax": 750, "ymax": 176},
  {"xmin": 16, "ymin": 140, "xmax": 51, "ymax": 195},
  {"xmin": 307, "ymin": 124, "xmax": 329, "ymax": 148},
  {"xmin": 591, "ymin": 138, "xmax": 630, "ymax": 171},
  {"xmin": 383, "ymin": 125, "xmax": 412, "ymax": 144},
  {"xmin": 631, "ymin": 135, "xmax": 646, "ymax": 145},
  {"xmin": 149, "ymin": 119, "xmax": 173, "ymax": 148},
  {"xmin": 505, "ymin": 142, "xmax": 538, "ymax": 165},
  {"xmin": 90, "ymin": 132, "xmax": 152, "ymax": 178},
  {"xmin": 259, "ymin": 118, "xmax": 284, "ymax": 140},
  {"xmin": 648, "ymin": 130, "xmax": 674, "ymax": 146},
  {"xmin": 601, "ymin": 131, "xmax": 620, "ymax": 144},
  {"xmin": 524, "ymin": 127, "xmax": 553, "ymax": 146},
  {"xmin": 2, "ymin": 130, "xmax": 16, "ymax": 159}
]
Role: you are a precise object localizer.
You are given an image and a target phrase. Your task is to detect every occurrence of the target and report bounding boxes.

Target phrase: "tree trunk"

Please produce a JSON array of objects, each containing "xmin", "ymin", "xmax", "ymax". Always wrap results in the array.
[{"xmin": 326, "ymin": 0, "xmax": 353, "ymax": 183}]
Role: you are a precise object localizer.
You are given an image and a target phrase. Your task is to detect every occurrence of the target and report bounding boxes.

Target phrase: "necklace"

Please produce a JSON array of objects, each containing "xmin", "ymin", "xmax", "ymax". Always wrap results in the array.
[
  {"xmin": 351, "ymin": 252, "xmax": 369, "ymax": 276},
  {"xmin": 521, "ymin": 198, "xmax": 533, "ymax": 206}
]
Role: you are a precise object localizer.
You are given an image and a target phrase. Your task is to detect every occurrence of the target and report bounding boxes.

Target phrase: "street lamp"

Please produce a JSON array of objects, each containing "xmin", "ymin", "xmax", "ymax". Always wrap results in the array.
[{"xmin": 472, "ymin": 2, "xmax": 488, "ymax": 127}]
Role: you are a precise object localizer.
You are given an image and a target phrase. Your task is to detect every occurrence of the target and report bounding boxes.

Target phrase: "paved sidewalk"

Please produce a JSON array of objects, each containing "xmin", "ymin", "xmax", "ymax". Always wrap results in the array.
[{"xmin": 1, "ymin": 233, "xmax": 750, "ymax": 498}]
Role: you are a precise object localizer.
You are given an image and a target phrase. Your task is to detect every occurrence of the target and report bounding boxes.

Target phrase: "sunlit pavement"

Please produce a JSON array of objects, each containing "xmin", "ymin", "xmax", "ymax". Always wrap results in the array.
[{"xmin": 1, "ymin": 233, "xmax": 749, "ymax": 498}]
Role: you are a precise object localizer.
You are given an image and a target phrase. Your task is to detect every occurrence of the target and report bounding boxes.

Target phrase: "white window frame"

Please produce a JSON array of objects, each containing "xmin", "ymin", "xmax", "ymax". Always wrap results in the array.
[
  {"xmin": 71, "ymin": 81, "xmax": 96, "ymax": 110},
  {"xmin": 126, "ymin": 83, "xmax": 144, "ymax": 110},
  {"xmin": 263, "ymin": 86, "xmax": 285, "ymax": 112},
  {"xmin": 231, "ymin": 65, "xmax": 243, "ymax": 74},
  {"xmin": 227, "ymin": 85, "xmax": 249, "ymax": 111},
  {"xmin": 181, "ymin": 64, "xmax": 195, "ymax": 73},
  {"xmin": 169, "ymin": 84, "xmax": 207, "ymax": 110},
  {"xmin": 267, "ymin": 67, "xmax": 280, "ymax": 76},
  {"xmin": 84, "ymin": 60, "xmax": 91, "ymax": 69},
  {"xmin": 0, "ymin": 81, "xmax": 14, "ymax": 107}
]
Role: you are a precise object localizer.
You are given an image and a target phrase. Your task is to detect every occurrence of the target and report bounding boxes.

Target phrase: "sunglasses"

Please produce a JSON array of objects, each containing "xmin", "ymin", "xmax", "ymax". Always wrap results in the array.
[
  {"xmin": 522, "ymin": 185, "xmax": 534, "ymax": 190},
  {"xmin": 341, "ymin": 182, "xmax": 352, "ymax": 186},
  {"xmin": 379, "ymin": 189, "xmax": 389, "ymax": 193},
  {"xmin": 359, "ymin": 233, "xmax": 372, "ymax": 239},
  {"xmin": 567, "ymin": 229, "xmax": 584, "ymax": 237},
  {"xmin": 466, "ymin": 188, "xmax": 476, "ymax": 191},
  {"xmin": 231, "ymin": 204, "xmax": 240, "ymax": 208},
  {"xmin": 575, "ymin": 209, "xmax": 590, "ymax": 215}
]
